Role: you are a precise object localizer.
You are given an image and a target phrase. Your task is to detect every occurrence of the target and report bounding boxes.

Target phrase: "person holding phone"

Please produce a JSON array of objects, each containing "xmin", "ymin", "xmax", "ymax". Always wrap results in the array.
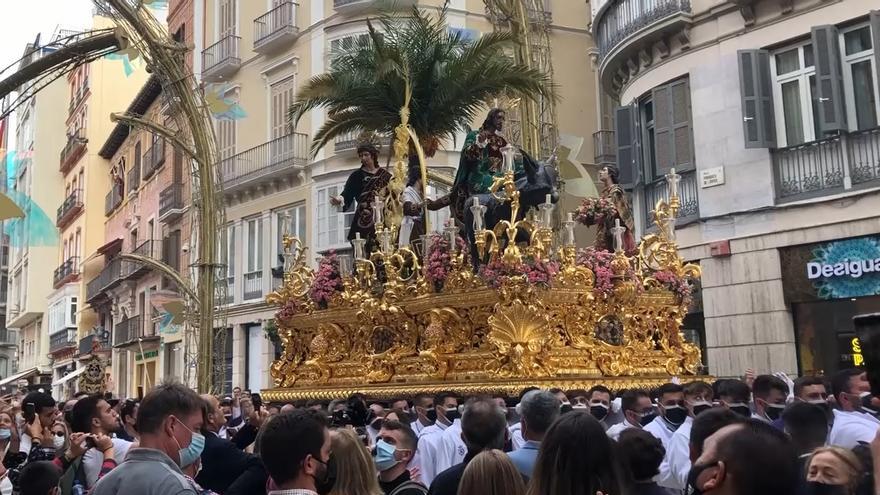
[
  {"xmin": 69, "ymin": 396, "xmax": 132, "ymax": 490},
  {"xmin": 18, "ymin": 392, "xmax": 56, "ymax": 455}
]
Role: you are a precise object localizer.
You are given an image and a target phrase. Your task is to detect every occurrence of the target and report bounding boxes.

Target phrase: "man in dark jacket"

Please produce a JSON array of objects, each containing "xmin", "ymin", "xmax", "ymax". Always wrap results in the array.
[
  {"xmin": 428, "ymin": 398, "xmax": 507, "ymax": 495},
  {"xmin": 197, "ymin": 395, "xmax": 266, "ymax": 493}
]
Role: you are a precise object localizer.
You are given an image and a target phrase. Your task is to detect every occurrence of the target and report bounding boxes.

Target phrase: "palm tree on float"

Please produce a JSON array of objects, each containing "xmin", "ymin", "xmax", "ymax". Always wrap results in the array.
[{"xmin": 287, "ymin": 6, "xmax": 555, "ymax": 158}]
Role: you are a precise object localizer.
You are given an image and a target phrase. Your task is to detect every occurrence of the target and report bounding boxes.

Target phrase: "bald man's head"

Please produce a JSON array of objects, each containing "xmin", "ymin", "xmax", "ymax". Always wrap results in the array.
[{"xmin": 280, "ymin": 403, "xmax": 296, "ymax": 414}]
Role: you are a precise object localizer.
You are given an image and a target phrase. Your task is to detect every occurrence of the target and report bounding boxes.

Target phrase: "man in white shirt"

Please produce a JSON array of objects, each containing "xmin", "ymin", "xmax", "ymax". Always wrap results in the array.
[
  {"xmin": 70, "ymin": 395, "xmax": 133, "ymax": 490},
  {"xmin": 410, "ymin": 393, "xmax": 434, "ymax": 436},
  {"xmin": 829, "ymin": 368, "xmax": 880, "ymax": 449},
  {"xmin": 605, "ymin": 389, "xmax": 654, "ymax": 441},
  {"xmin": 656, "ymin": 380, "xmax": 714, "ymax": 490},
  {"xmin": 415, "ymin": 392, "xmax": 459, "ymax": 486},
  {"xmin": 436, "ymin": 418, "xmax": 466, "ymax": 473},
  {"xmin": 750, "ymin": 374, "xmax": 789, "ymax": 423},
  {"xmin": 643, "ymin": 383, "xmax": 687, "ymax": 449}
]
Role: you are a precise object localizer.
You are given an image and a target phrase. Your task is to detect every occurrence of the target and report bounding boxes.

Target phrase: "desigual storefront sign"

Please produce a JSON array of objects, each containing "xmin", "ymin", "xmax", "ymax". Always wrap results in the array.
[{"xmin": 781, "ymin": 235, "xmax": 880, "ymax": 302}]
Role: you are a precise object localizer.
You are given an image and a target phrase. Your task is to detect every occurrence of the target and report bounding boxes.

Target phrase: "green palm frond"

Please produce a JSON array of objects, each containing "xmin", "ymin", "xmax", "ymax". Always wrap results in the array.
[{"xmin": 288, "ymin": 5, "xmax": 556, "ymax": 157}]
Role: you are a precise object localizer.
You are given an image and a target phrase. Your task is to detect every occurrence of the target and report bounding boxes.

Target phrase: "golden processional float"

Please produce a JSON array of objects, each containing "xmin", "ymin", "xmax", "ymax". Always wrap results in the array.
[{"xmin": 262, "ymin": 98, "xmax": 702, "ymax": 402}]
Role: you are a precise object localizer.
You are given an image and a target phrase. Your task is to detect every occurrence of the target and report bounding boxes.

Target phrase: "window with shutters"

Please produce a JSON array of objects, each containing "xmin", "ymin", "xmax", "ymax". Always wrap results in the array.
[
  {"xmin": 328, "ymin": 33, "xmax": 371, "ymax": 68},
  {"xmin": 218, "ymin": 0, "xmax": 237, "ymax": 38},
  {"xmin": 216, "ymin": 88, "xmax": 238, "ymax": 160},
  {"xmin": 770, "ymin": 42, "xmax": 821, "ymax": 147},
  {"xmin": 840, "ymin": 24, "xmax": 879, "ymax": 131},
  {"xmin": 270, "ymin": 76, "xmax": 296, "ymax": 140},
  {"xmin": 639, "ymin": 78, "xmax": 693, "ymax": 181}
]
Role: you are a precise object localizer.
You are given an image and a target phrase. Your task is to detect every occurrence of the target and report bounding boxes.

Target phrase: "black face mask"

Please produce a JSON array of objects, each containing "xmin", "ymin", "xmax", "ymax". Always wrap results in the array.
[
  {"xmin": 764, "ymin": 403, "xmax": 785, "ymax": 421},
  {"xmin": 804, "ymin": 481, "xmax": 849, "ymax": 495},
  {"xmin": 638, "ymin": 412, "xmax": 657, "ymax": 426},
  {"xmin": 426, "ymin": 409, "xmax": 437, "ymax": 423},
  {"xmin": 858, "ymin": 393, "xmax": 880, "ymax": 416},
  {"xmin": 687, "ymin": 461, "xmax": 718, "ymax": 495},
  {"xmin": 560, "ymin": 403, "xmax": 573, "ymax": 415},
  {"xmin": 445, "ymin": 407, "xmax": 461, "ymax": 422},
  {"xmin": 590, "ymin": 404, "xmax": 609, "ymax": 421},
  {"xmin": 728, "ymin": 404, "xmax": 751, "ymax": 417},
  {"xmin": 692, "ymin": 402, "xmax": 712, "ymax": 417},
  {"xmin": 313, "ymin": 454, "xmax": 337, "ymax": 495},
  {"xmin": 664, "ymin": 405, "xmax": 688, "ymax": 426}
]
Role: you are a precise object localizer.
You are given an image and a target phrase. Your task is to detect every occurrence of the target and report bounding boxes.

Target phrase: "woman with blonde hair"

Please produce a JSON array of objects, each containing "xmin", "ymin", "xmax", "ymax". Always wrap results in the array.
[
  {"xmin": 805, "ymin": 445, "xmax": 864, "ymax": 494},
  {"xmin": 329, "ymin": 427, "xmax": 382, "ymax": 495},
  {"xmin": 458, "ymin": 449, "xmax": 525, "ymax": 495}
]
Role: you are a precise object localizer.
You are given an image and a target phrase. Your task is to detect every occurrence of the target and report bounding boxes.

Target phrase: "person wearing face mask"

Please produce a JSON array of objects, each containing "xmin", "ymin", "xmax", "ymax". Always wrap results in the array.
[
  {"xmin": 804, "ymin": 446, "xmax": 863, "ymax": 495},
  {"xmin": 829, "ymin": 369, "xmax": 880, "ymax": 450},
  {"xmin": 583, "ymin": 385, "xmax": 613, "ymax": 429},
  {"xmin": 687, "ymin": 419, "xmax": 798, "ymax": 495},
  {"xmin": 259, "ymin": 409, "xmax": 335, "ymax": 495},
  {"xmin": 606, "ymin": 389, "xmax": 654, "ymax": 441},
  {"xmin": 644, "ymin": 383, "xmax": 687, "ymax": 449},
  {"xmin": 715, "ymin": 379, "xmax": 753, "ymax": 419},
  {"xmin": 410, "ymin": 394, "xmax": 435, "ymax": 436},
  {"xmin": 91, "ymin": 383, "xmax": 206, "ymax": 495},
  {"xmin": 751, "ymin": 375, "xmax": 789, "ymax": 423},
  {"xmin": 415, "ymin": 393, "xmax": 459, "ymax": 487},
  {"xmin": 69, "ymin": 395, "xmax": 133, "ymax": 490},
  {"xmin": 656, "ymin": 380, "xmax": 715, "ymax": 490},
  {"xmin": 782, "ymin": 401, "xmax": 830, "ymax": 494},
  {"xmin": 375, "ymin": 421, "xmax": 426, "ymax": 495}
]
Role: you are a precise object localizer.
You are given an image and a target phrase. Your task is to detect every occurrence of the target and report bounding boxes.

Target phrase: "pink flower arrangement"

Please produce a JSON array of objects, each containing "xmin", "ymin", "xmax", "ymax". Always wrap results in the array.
[
  {"xmin": 654, "ymin": 269, "xmax": 693, "ymax": 305},
  {"xmin": 480, "ymin": 256, "xmax": 560, "ymax": 290},
  {"xmin": 424, "ymin": 233, "xmax": 468, "ymax": 290},
  {"xmin": 575, "ymin": 247, "xmax": 640, "ymax": 298},
  {"xmin": 575, "ymin": 197, "xmax": 618, "ymax": 227},
  {"xmin": 310, "ymin": 251, "xmax": 344, "ymax": 307},
  {"xmin": 275, "ymin": 297, "xmax": 307, "ymax": 323}
]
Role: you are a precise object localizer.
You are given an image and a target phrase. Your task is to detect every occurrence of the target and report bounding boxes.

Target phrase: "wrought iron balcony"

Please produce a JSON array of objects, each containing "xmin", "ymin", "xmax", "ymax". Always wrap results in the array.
[
  {"xmin": 86, "ymin": 257, "xmax": 124, "ymax": 302},
  {"xmin": 595, "ymin": 0, "xmax": 691, "ymax": 61},
  {"xmin": 254, "ymin": 1, "xmax": 300, "ymax": 54},
  {"xmin": 114, "ymin": 316, "xmax": 147, "ymax": 347},
  {"xmin": 49, "ymin": 329, "xmax": 77, "ymax": 353},
  {"xmin": 644, "ymin": 169, "xmax": 699, "ymax": 230},
  {"xmin": 59, "ymin": 132, "xmax": 87, "ymax": 174},
  {"xmin": 202, "ymin": 35, "xmax": 241, "ymax": 82},
  {"xmin": 77, "ymin": 334, "xmax": 108, "ymax": 356},
  {"xmin": 142, "ymin": 139, "xmax": 166, "ymax": 180},
  {"xmin": 593, "ymin": 130, "xmax": 616, "ymax": 166},
  {"xmin": 218, "ymin": 133, "xmax": 308, "ymax": 193},
  {"xmin": 333, "ymin": 0, "xmax": 415, "ymax": 13},
  {"xmin": 53, "ymin": 256, "xmax": 80, "ymax": 288},
  {"xmin": 123, "ymin": 240, "xmax": 156, "ymax": 279},
  {"xmin": 56, "ymin": 188, "xmax": 83, "ymax": 229},
  {"xmin": 159, "ymin": 184, "xmax": 185, "ymax": 222},
  {"xmin": 105, "ymin": 186, "xmax": 123, "ymax": 216},
  {"xmin": 127, "ymin": 161, "xmax": 141, "ymax": 194},
  {"xmin": 772, "ymin": 127, "xmax": 880, "ymax": 203},
  {"xmin": 334, "ymin": 130, "xmax": 391, "ymax": 153},
  {"xmin": 243, "ymin": 271, "xmax": 263, "ymax": 300}
]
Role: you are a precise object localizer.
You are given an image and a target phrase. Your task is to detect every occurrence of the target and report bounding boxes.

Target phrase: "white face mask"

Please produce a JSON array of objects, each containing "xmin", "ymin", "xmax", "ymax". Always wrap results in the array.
[{"xmin": 52, "ymin": 435, "xmax": 65, "ymax": 450}]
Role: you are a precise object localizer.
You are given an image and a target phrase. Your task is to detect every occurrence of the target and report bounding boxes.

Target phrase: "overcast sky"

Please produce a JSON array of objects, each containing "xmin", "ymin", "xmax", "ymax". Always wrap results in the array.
[{"xmin": 0, "ymin": 0, "xmax": 94, "ymax": 76}]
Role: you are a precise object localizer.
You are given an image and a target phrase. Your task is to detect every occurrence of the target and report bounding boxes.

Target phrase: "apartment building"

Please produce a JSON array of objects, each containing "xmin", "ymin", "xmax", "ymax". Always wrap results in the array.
[
  {"xmin": 592, "ymin": 0, "xmax": 880, "ymax": 376},
  {"xmin": 198, "ymin": 0, "xmax": 598, "ymax": 392},
  {"xmin": 46, "ymin": 16, "xmax": 148, "ymax": 397},
  {"xmin": 0, "ymin": 100, "xmax": 17, "ymax": 384},
  {"xmin": 4, "ymin": 32, "xmax": 69, "ymax": 393}
]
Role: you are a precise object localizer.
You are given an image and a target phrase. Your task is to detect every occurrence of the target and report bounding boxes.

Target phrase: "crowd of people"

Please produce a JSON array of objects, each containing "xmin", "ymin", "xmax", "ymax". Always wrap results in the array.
[{"xmin": 0, "ymin": 369, "xmax": 879, "ymax": 494}]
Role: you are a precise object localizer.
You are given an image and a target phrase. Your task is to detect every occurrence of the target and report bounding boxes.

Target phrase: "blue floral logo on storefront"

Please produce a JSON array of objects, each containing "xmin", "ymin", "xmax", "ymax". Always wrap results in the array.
[{"xmin": 808, "ymin": 237, "xmax": 880, "ymax": 299}]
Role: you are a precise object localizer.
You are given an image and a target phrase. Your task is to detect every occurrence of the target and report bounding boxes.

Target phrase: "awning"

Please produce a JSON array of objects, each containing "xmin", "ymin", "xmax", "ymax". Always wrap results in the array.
[
  {"xmin": 0, "ymin": 367, "xmax": 39, "ymax": 387},
  {"xmin": 96, "ymin": 238, "xmax": 123, "ymax": 256},
  {"xmin": 52, "ymin": 367, "xmax": 86, "ymax": 387}
]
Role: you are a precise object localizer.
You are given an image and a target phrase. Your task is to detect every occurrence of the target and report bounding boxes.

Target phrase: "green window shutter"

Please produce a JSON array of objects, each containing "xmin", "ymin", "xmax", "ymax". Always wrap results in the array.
[
  {"xmin": 670, "ymin": 79, "xmax": 693, "ymax": 170},
  {"xmin": 614, "ymin": 105, "xmax": 641, "ymax": 188},
  {"xmin": 652, "ymin": 83, "xmax": 673, "ymax": 176},
  {"xmin": 737, "ymin": 50, "xmax": 777, "ymax": 148},
  {"xmin": 811, "ymin": 25, "xmax": 848, "ymax": 134}
]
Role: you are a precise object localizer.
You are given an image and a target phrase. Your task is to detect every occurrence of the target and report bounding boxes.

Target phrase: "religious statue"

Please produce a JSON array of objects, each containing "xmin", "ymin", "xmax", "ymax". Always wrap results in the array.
[
  {"xmin": 399, "ymin": 166, "xmax": 447, "ymax": 250},
  {"xmin": 330, "ymin": 137, "xmax": 392, "ymax": 253},
  {"xmin": 596, "ymin": 165, "xmax": 635, "ymax": 252}
]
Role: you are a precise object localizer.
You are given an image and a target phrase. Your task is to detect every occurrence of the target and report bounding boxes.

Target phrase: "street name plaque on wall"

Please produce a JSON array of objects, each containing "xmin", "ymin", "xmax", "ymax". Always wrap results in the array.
[{"xmin": 781, "ymin": 235, "xmax": 880, "ymax": 303}]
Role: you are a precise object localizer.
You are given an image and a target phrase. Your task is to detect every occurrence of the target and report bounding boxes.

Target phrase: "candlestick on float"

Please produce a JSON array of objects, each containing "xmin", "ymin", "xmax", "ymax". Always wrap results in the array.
[
  {"xmin": 539, "ymin": 193, "xmax": 554, "ymax": 229},
  {"xmin": 611, "ymin": 218, "xmax": 627, "ymax": 253},
  {"xmin": 352, "ymin": 232, "xmax": 367, "ymax": 261},
  {"xmin": 563, "ymin": 212, "xmax": 576, "ymax": 247}
]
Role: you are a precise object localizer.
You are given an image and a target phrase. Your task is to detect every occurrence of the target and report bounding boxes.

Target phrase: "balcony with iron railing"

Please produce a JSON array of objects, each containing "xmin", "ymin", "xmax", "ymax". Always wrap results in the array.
[
  {"xmin": 59, "ymin": 132, "xmax": 87, "ymax": 174},
  {"xmin": 123, "ymin": 240, "xmax": 156, "ymax": 279},
  {"xmin": 56, "ymin": 188, "xmax": 83, "ymax": 229},
  {"xmin": 127, "ymin": 161, "xmax": 141, "ymax": 194},
  {"xmin": 593, "ymin": 130, "xmax": 616, "ymax": 166},
  {"xmin": 114, "ymin": 316, "xmax": 146, "ymax": 347},
  {"xmin": 771, "ymin": 126, "xmax": 880, "ymax": 203},
  {"xmin": 105, "ymin": 185, "xmax": 123, "ymax": 216},
  {"xmin": 53, "ymin": 256, "xmax": 80, "ymax": 289},
  {"xmin": 334, "ymin": 130, "xmax": 392, "ymax": 153},
  {"xmin": 86, "ymin": 257, "xmax": 124, "ymax": 303},
  {"xmin": 159, "ymin": 184, "xmax": 185, "ymax": 222},
  {"xmin": 142, "ymin": 139, "xmax": 166, "ymax": 180},
  {"xmin": 333, "ymin": 0, "xmax": 415, "ymax": 13},
  {"xmin": 218, "ymin": 133, "xmax": 308, "ymax": 193},
  {"xmin": 243, "ymin": 271, "xmax": 263, "ymax": 300},
  {"xmin": 643, "ymin": 169, "xmax": 699, "ymax": 230},
  {"xmin": 594, "ymin": 0, "xmax": 692, "ymax": 89},
  {"xmin": 254, "ymin": 1, "xmax": 300, "ymax": 54},
  {"xmin": 202, "ymin": 35, "xmax": 241, "ymax": 81},
  {"xmin": 77, "ymin": 334, "xmax": 108, "ymax": 356},
  {"xmin": 49, "ymin": 329, "xmax": 77, "ymax": 353}
]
